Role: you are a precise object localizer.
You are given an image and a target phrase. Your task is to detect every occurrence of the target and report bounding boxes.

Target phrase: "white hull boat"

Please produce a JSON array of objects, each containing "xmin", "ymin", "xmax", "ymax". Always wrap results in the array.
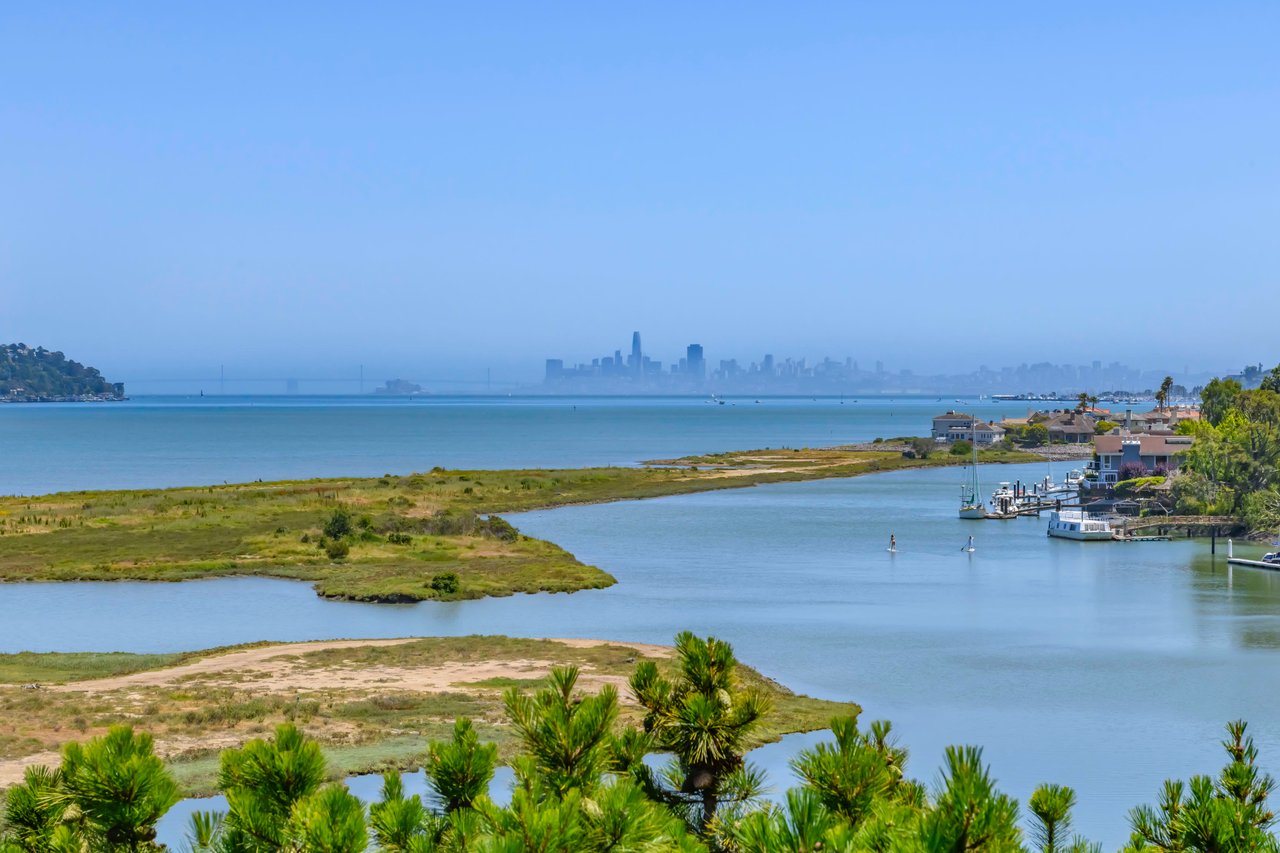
[{"xmin": 1047, "ymin": 510, "xmax": 1113, "ymax": 541}]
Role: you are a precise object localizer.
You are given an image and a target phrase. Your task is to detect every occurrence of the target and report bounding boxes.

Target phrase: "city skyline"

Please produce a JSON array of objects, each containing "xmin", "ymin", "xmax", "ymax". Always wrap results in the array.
[
  {"xmin": 5, "ymin": 5, "xmax": 1278, "ymax": 381},
  {"xmin": 543, "ymin": 331, "xmax": 1228, "ymax": 396}
]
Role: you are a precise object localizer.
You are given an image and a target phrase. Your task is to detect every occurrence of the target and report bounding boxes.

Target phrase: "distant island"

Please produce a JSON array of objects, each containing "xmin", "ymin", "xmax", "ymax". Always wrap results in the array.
[{"xmin": 0, "ymin": 343, "xmax": 125, "ymax": 402}]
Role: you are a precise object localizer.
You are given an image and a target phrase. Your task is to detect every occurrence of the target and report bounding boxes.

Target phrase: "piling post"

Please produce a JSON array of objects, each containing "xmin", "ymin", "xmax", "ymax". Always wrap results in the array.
[
  {"xmin": 1211, "ymin": 527, "xmax": 1216, "ymax": 554},
  {"xmin": 1228, "ymin": 539, "xmax": 1233, "ymax": 559}
]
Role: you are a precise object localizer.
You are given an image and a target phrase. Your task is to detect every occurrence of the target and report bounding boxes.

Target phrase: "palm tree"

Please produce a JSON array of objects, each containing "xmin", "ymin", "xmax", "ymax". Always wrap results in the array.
[
  {"xmin": 1157, "ymin": 375, "xmax": 1175, "ymax": 412},
  {"xmin": 629, "ymin": 631, "xmax": 772, "ymax": 834}
]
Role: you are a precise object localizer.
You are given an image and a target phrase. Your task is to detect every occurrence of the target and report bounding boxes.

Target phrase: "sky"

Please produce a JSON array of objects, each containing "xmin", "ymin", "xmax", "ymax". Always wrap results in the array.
[{"xmin": 2, "ymin": 2, "xmax": 1277, "ymax": 389}]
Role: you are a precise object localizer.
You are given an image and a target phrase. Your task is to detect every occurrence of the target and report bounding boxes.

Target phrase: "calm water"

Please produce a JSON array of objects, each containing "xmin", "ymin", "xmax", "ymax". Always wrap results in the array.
[
  {"xmin": 1, "ymin": 397, "xmax": 1264, "ymax": 847},
  {"xmin": 1, "ymin": 394, "xmax": 1022, "ymax": 494},
  {"xmin": 3, "ymin": 461, "xmax": 1278, "ymax": 846}
]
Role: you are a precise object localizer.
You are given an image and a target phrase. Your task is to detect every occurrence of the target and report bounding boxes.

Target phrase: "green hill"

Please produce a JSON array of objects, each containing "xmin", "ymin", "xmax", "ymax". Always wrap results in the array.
[{"xmin": 0, "ymin": 343, "xmax": 124, "ymax": 401}]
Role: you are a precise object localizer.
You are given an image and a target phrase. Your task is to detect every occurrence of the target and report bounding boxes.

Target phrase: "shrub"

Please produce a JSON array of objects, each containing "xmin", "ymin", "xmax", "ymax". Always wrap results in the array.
[
  {"xmin": 325, "ymin": 539, "xmax": 350, "ymax": 561},
  {"xmin": 386, "ymin": 532, "xmax": 413, "ymax": 545},
  {"xmin": 950, "ymin": 440, "xmax": 972, "ymax": 456},
  {"xmin": 1118, "ymin": 461, "xmax": 1149, "ymax": 482},
  {"xmin": 1095, "ymin": 420, "xmax": 1118, "ymax": 434},
  {"xmin": 430, "ymin": 572, "xmax": 460, "ymax": 595},
  {"xmin": 477, "ymin": 515, "xmax": 519, "ymax": 541},
  {"xmin": 1115, "ymin": 476, "xmax": 1166, "ymax": 497},
  {"xmin": 904, "ymin": 437, "xmax": 935, "ymax": 459},
  {"xmin": 323, "ymin": 508, "xmax": 353, "ymax": 540},
  {"xmin": 1022, "ymin": 424, "xmax": 1049, "ymax": 447}
]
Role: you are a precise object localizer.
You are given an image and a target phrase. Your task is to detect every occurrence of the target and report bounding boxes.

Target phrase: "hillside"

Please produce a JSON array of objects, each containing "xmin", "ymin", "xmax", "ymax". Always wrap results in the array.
[{"xmin": 0, "ymin": 343, "xmax": 124, "ymax": 401}]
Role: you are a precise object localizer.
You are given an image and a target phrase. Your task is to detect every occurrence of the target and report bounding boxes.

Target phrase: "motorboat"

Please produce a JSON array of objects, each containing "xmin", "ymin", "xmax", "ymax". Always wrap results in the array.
[{"xmin": 1047, "ymin": 510, "xmax": 1113, "ymax": 541}]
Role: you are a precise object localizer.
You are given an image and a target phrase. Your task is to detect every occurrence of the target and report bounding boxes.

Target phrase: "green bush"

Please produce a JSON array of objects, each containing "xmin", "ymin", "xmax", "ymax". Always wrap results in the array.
[
  {"xmin": 386, "ymin": 532, "xmax": 413, "ymax": 545},
  {"xmin": 430, "ymin": 572, "xmax": 460, "ymax": 595},
  {"xmin": 325, "ymin": 539, "xmax": 350, "ymax": 561},
  {"xmin": 949, "ymin": 440, "xmax": 972, "ymax": 456},
  {"xmin": 1114, "ymin": 476, "xmax": 1166, "ymax": 497},
  {"xmin": 904, "ymin": 437, "xmax": 935, "ymax": 459},
  {"xmin": 323, "ymin": 507, "xmax": 353, "ymax": 540},
  {"xmin": 1095, "ymin": 420, "xmax": 1118, "ymax": 434},
  {"xmin": 1021, "ymin": 424, "xmax": 1049, "ymax": 447}
]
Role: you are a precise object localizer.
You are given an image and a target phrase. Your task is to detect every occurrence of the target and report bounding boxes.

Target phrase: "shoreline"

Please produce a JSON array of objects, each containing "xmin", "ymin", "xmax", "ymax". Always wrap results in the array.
[{"xmin": 0, "ymin": 444, "xmax": 1040, "ymax": 602}]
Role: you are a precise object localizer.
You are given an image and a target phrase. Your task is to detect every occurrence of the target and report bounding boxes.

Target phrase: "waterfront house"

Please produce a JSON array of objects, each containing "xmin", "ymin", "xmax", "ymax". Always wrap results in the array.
[
  {"xmin": 1042, "ymin": 411, "xmax": 1098, "ymax": 444},
  {"xmin": 1089, "ymin": 434, "xmax": 1194, "ymax": 485},
  {"xmin": 931, "ymin": 411, "xmax": 973, "ymax": 440},
  {"xmin": 930, "ymin": 412, "xmax": 1005, "ymax": 445},
  {"xmin": 1119, "ymin": 407, "xmax": 1200, "ymax": 434}
]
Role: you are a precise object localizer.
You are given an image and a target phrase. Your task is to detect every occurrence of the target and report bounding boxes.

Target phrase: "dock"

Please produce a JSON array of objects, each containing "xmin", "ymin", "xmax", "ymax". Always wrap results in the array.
[{"xmin": 1227, "ymin": 558, "xmax": 1280, "ymax": 571}]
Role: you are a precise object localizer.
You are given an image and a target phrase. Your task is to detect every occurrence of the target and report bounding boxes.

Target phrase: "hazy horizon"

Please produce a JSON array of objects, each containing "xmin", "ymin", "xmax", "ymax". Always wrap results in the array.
[{"xmin": 4, "ymin": 3, "xmax": 1277, "ymax": 386}]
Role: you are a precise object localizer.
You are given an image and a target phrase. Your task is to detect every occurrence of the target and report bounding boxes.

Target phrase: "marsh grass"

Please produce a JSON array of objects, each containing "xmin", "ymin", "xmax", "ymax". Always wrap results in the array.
[
  {"xmin": 0, "ymin": 445, "xmax": 1036, "ymax": 601},
  {"xmin": 0, "ymin": 636, "xmax": 857, "ymax": 795}
]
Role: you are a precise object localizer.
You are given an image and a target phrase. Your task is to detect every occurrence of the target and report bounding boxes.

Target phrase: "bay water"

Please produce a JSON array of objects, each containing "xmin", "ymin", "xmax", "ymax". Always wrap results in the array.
[{"xmin": 2, "ymin": 395, "xmax": 1269, "ymax": 848}]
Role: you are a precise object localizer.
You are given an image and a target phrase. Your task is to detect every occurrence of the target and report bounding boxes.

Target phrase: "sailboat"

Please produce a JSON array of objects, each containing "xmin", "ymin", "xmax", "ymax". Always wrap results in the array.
[{"xmin": 959, "ymin": 429, "xmax": 987, "ymax": 519}]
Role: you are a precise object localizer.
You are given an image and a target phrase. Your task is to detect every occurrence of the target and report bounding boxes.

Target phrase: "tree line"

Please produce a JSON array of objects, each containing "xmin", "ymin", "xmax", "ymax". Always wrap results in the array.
[
  {"xmin": 2, "ymin": 632, "xmax": 1275, "ymax": 852},
  {"xmin": 1174, "ymin": 364, "xmax": 1280, "ymax": 530},
  {"xmin": 0, "ymin": 344, "xmax": 120, "ymax": 398}
]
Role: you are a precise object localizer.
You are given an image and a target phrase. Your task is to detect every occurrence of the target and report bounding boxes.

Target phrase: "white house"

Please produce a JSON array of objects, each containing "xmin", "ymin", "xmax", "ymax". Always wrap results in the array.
[{"xmin": 931, "ymin": 412, "xmax": 1006, "ymax": 446}]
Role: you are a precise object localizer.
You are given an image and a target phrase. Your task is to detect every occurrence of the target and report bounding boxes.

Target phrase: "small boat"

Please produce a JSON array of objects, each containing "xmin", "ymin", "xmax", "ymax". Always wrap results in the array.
[
  {"xmin": 1047, "ymin": 510, "xmax": 1113, "ymax": 541},
  {"xmin": 1064, "ymin": 469, "xmax": 1085, "ymax": 489},
  {"xmin": 959, "ymin": 438, "xmax": 986, "ymax": 520}
]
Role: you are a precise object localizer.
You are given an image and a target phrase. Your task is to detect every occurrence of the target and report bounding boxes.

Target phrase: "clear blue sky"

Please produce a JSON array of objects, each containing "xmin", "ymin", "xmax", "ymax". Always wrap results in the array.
[{"xmin": 2, "ymin": 2, "xmax": 1276, "ymax": 387}]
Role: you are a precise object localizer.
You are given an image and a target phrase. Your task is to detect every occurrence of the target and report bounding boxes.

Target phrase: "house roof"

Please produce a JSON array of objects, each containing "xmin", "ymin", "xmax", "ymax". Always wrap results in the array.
[
  {"xmin": 933, "ymin": 411, "xmax": 973, "ymax": 420},
  {"xmin": 1043, "ymin": 412, "xmax": 1097, "ymax": 434},
  {"xmin": 946, "ymin": 420, "xmax": 1003, "ymax": 432},
  {"xmin": 1095, "ymin": 434, "xmax": 1194, "ymax": 456}
]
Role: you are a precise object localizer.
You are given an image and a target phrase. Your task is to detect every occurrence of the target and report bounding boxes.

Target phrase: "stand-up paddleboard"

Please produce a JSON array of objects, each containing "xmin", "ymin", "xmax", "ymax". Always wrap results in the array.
[{"xmin": 962, "ymin": 535, "xmax": 975, "ymax": 553}]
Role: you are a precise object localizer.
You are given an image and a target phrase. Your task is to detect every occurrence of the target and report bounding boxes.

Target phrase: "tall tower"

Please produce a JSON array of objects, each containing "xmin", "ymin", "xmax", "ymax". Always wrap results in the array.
[
  {"xmin": 630, "ymin": 332, "xmax": 642, "ymax": 376},
  {"xmin": 686, "ymin": 344, "xmax": 705, "ymax": 379}
]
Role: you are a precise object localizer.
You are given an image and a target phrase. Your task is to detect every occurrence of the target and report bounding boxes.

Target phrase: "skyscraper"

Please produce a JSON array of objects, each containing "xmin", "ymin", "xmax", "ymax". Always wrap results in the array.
[
  {"xmin": 686, "ymin": 344, "xmax": 705, "ymax": 379},
  {"xmin": 630, "ymin": 332, "xmax": 642, "ymax": 376}
]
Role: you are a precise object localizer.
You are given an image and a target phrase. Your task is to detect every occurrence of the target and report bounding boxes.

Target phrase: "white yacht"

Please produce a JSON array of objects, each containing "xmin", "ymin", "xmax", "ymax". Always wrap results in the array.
[
  {"xmin": 1047, "ymin": 510, "xmax": 1114, "ymax": 541},
  {"xmin": 990, "ymin": 482, "xmax": 1018, "ymax": 515}
]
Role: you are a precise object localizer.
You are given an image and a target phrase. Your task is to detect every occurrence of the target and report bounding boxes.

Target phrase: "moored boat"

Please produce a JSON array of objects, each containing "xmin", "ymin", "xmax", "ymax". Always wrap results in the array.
[
  {"xmin": 959, "ymin": 435, "xmax": 986, "ymax": 519},
  {"xmin": 1047, "ymin": 510, "xmax": 1113, "ymax": 541}
]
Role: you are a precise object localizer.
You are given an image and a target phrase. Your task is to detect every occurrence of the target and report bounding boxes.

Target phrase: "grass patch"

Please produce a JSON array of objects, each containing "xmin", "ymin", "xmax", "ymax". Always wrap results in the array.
[
  {"xmin": 0, "ymin": 445, "xmax": 1036, "ymax": 602},
  {"xmin": 0, "ymin": 636, "xmax": 857, "ymax": 794},
  {"xmin": 0, "ymin": 651, "xmax": 187, "ymax": 684}
]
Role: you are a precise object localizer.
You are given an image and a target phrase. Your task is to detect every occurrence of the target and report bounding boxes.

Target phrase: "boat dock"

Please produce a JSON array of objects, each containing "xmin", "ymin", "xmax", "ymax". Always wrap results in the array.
[{"xmin": 1227, "ymin": 558, "xmax": 1280, "ymax": 571}]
